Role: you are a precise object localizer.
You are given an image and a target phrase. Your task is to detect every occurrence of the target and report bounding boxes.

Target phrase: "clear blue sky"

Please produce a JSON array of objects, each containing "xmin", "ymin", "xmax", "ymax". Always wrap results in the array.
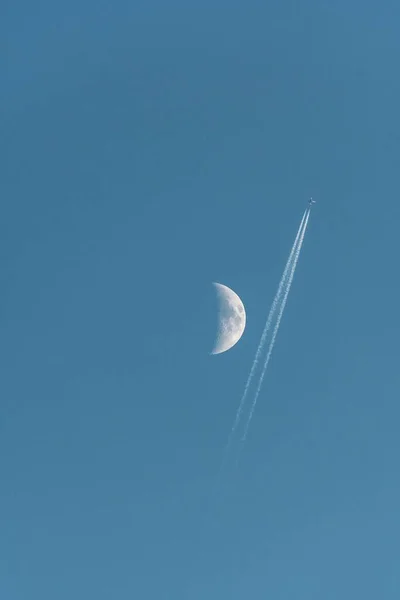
[{"xmin": 2, "ymin": 1, "xmax": 400, "ymax": 598}]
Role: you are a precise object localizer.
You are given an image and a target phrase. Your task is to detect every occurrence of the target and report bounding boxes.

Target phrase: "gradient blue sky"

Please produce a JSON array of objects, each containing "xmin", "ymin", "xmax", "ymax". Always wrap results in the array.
[{"xmin": 2, "ymin": 1, "xmax": 400, "ymax": 598}]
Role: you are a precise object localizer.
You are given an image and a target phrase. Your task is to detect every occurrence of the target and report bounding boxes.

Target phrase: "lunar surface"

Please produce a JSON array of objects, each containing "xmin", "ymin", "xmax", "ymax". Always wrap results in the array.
[{"xmin": 211, "ymin": 282, "xmax": 246, "ymax": 355}]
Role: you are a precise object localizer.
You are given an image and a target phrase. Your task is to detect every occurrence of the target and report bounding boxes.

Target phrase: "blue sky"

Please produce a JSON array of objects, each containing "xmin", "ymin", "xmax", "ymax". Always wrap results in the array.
[{"xmin": 2, "ymin": 1, "xmax": 400, "ymax": 598}]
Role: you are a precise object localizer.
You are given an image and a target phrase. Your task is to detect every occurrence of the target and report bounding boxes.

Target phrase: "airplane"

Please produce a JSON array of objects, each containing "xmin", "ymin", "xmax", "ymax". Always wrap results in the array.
[{"xmin": 308, "ymin": 197, "xmax": 316, "ymax": 205}]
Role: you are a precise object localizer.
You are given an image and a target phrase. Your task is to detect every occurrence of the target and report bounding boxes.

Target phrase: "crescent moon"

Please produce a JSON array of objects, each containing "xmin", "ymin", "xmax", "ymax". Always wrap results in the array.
[{"xmin": 211, "ymin": 282, "xmax": 246, "ymax": 355}]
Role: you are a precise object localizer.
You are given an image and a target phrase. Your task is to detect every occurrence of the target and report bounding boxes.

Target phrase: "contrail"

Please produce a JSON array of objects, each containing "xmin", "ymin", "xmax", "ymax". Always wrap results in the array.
[
  {"xmin": 241, "ymin": 209, "xmax": 311, "ymax": 441},
  {"xmin": 222, "ymin": 209, "xmax": 308, "ymax": 462}
]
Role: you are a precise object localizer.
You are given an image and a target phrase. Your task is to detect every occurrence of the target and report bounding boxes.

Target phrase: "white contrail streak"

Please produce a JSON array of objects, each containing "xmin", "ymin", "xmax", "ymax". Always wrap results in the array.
[
  {"xmin": 222, "ymin": 209, "xmax": 308, "ymax": 460},
  {"xmin": 241, "ymin": 209, "xmax": 311, "ymax": 441}
]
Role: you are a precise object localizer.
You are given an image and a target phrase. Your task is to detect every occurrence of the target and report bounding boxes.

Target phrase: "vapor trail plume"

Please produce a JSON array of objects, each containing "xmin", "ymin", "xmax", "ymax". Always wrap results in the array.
[
  {"xmin": 241, "ymin": 209, "xmax": 310, "ymax": 441},
  {"xmin": 222, "ymin": 209, "xmax": 308, "ymax": 460}
]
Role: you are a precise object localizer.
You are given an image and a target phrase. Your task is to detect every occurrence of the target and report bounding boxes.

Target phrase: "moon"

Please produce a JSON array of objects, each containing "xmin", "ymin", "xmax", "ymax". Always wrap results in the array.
[{"xmin": 211, "ymin": 282, "xmax": 246, "ymax": 355}]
